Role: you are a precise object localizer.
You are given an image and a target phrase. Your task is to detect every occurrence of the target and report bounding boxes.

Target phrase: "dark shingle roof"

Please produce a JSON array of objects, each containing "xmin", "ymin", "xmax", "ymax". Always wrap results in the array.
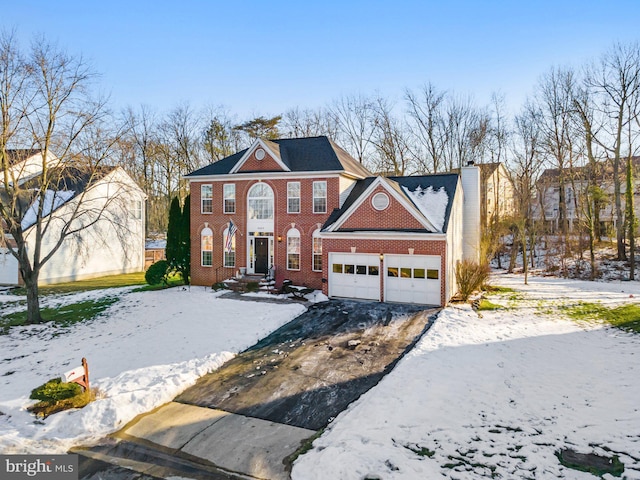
[
  {"xmin": 3, "ymin": 149, "xmax": 41, "ymax": 166},
  {"xmin": 186, "ymin": 136, "xmax": 371, "ymax": 178},
  {"xmin": 323, "ymin": 173, "xmax": 459, "ymax": 233}
]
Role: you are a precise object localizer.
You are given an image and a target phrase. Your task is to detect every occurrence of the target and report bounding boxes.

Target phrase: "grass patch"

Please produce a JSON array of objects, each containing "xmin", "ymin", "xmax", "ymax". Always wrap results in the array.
[
  {"xmin": 404, "ymin": 443, "xmax": 435, "ymax": 458},
  {"xmin": 284, "ymin": 429, "xmax": 325, "ymax": 473},
  {"xmin": 135, "ymin": 273, "xmax": 185, "ymax": 291},
  {"xmin": 556, "ymin": 449, "xmax": 624, "ymax": 477},
  {"xmin": 13, "ymin": 272, "xmax": 146, "ymax": 297},
  {"xmin": 477, "ymin": 299, "xmax": 504, "ymax": 311},
  {"xmin": 485, "ymin": 285, "xmax": 516, "ymax": 294},
  {"xmin": 1, "ymin": 297, "xmax": 118, "ymax": 331},
  {"xmin": 561, "ymin": 302, "xmax": 640, "ymax": 333}
]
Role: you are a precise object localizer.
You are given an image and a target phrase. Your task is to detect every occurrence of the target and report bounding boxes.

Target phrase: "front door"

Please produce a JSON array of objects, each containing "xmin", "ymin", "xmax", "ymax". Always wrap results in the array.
[{"xmin": 255, "ymin": 237, "xmax": 269, "ymax": 274}]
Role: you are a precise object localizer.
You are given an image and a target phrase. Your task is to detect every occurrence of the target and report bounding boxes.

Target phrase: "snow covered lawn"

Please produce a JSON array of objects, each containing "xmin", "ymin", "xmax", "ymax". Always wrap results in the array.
[
  {"xmin": 293, "ymin": 273, "xmax": 640, "ymax": 479},
  {"xmin": 0, "ymin": 287, "xmax": 306, "ymax": 454}
]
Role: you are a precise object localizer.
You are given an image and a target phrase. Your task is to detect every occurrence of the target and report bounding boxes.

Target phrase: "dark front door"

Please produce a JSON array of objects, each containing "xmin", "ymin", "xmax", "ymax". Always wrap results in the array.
[{"xmin": 255, "ymin": 238, "xmax": 269, "ymax": 274}]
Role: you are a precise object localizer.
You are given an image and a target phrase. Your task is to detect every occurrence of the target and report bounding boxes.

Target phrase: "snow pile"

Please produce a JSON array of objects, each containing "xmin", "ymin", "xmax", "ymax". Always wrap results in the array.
[
  {"xmin": 21, "ymin": 190, "xmax": 76, "ymax": 229},
  {"xmin": 0, "ymin": 287, "xmax": 306, "ymax": 454},
  {"xmin": 403, "ymin": 185, "xmax": 448, "ymax": 232},
  {"xmin": 293, "ymin": 274, "xmax": 640, "ymax": 479}
]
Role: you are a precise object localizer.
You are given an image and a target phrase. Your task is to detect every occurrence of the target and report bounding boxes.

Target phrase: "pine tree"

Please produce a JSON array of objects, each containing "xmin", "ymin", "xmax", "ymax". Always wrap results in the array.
[
  {"xmin": 165, "ymin": 196, "xmax": 182, "ymax": 281},
  {"xmin": 180, "ymin": 194, "xmax": 191, "ymax": 284}
]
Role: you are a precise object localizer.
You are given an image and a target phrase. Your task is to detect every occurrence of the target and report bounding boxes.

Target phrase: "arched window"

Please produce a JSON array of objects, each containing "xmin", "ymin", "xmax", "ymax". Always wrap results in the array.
[
  {"xmin": 287, "ymin": 228, "xmax": 301, "ymax": 270},
  {"xmin": 312, "ymin": 229, "xmax": 322, "ymax": 271},
  {"xmin": 247, "ymin": 182, "xmax": 274, "ymax": 220},
  {"xmin": 201, "ymin": 227, "xmax": 213, "ymax": 266},
  {"xmin": 223, "ymin": 226, "xmax": 236, "ymax": 267}
]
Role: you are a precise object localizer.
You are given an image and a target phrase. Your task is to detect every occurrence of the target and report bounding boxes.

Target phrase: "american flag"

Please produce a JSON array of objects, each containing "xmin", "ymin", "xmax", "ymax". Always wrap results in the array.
[{"xmin": 225, "ymin": 220, "xmax": 237, "ymax": 253}]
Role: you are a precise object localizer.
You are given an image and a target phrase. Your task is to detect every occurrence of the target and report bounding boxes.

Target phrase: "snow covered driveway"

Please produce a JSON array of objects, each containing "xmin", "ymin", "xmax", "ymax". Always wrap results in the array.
[
  {"xmin": 0, "ymin": 287, "xmax": 306, "ymax": 454},
  {"xmin": 292, "ymin": 274, "xmax": 640, "ymax": 479}
]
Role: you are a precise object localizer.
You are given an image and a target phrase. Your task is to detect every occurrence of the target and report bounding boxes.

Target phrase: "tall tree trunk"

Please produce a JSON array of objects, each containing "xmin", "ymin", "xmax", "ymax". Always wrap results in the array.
[
  {"xmin": 626, "ymin": 155, "xmax": 636, "ymax": 279},
  {"xmin": 23, "ymin": 273, "xmax": 42, "ymax": 325},
  {"xmin": 614, "ymin": 156, "xmax": 626, "ymax": 260}
]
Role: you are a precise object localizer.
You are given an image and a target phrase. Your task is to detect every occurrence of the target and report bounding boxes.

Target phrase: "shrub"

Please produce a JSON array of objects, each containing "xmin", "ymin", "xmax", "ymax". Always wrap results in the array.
[
  {"xmin": 245, "ymin": 281, "xmax": 260, "ymax": 293},
  {"xmin": 30, "ymin": 378, "xmax": 82, "ymax": 403},
  {"xmin": 456, "ymin": 259, "xmax": 490, "ymax": 301},
  {"xmin": 145, "ymin": 260, "xmax": 168, "ymax": 285}
]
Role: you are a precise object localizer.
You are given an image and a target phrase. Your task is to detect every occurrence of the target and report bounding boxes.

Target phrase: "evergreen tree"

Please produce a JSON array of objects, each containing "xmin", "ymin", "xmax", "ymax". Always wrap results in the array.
[
  {"xmin": 180, "ymin": 194, "xmax": 191, "ymax": 284},
  {"xmin": 165, "ymin": 196, "xmax": 182, "ymax": 280}
]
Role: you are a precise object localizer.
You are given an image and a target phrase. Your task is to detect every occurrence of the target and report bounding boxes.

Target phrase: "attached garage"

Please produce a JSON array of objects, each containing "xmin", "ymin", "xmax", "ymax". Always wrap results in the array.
[
  {"xmin": 384, "ymin": 254, "xmax": 441, "ymax": 305},
  {"xmin": 328, "ymin": 252, "xmax": 381, "ymax": 301}
]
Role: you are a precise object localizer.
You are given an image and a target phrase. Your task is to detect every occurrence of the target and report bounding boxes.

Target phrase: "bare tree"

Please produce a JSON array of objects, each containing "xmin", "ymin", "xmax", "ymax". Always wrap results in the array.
[
  {"xmin": 585, "ymin": 42, "xmax": 640, "ymax": 260},
  {"xmin": 0, "ymin": 34, "xmax": 132, "ymax": 323},
  {"xmin": 329, "ymin": 93, "xmax": 376, "ymax": 166},
  {"xmin": 281, "ymin": 107, "xmax": 338, "ymax": 139},
  {"xmin": 370, "ymin": 96, "xmax": 415, "ymax": 176}
]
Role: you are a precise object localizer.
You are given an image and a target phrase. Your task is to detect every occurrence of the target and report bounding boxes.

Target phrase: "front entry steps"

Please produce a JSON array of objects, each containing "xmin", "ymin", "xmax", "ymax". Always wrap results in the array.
[{"xmin": 223, "ymin": 274, "xmax": 274, "ymax": 293}]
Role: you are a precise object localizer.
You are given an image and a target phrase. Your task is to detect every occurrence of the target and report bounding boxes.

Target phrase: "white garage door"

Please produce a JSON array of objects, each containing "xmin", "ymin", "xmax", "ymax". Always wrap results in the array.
[
  {"xmin": 384, "ymin": 254, "xmax": 441, "ymax": 305},
  {"xmin": 329, "ymin": 253, "xmax": 380, "ymax": 301},
  {"xmin": 0, "ymin": 248, "xmax": 19, "ymax": 285}
]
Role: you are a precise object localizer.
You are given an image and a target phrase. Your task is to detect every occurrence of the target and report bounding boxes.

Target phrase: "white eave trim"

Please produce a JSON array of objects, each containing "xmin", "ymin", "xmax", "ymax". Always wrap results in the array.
[
  {"xmin": 186, "ymin": 170, "xmax": 347, "ymax": 182},
  {"xmin": 320, "ymin": 231, "xmax": 447, "ymax": 241},
  {"xmin": 326, "ymin": 176, "xmax": 438, "ymax": 232},
  {"xmin": 229, "ymin": 138, "xmax": 290, "ymax": 174}
]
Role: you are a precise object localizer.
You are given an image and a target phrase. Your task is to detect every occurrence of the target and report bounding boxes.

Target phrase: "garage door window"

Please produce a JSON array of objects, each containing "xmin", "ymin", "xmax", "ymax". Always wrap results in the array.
[
  {"xmin": 414, "ymin": 268, "xmax": 425, "ymax": 279},
  {"xmin": 387, "ymin": 267, "xmax": 398, "ymax": 277},
  {"xmin": 344, "ymin": 264, "xmax": 355, "ymax": 274},
  {"xmin": 369, "ymin": 266, "xmax": 379, "ymax": 275},
  {"xmin": 356, "ymin": 265, "xmax": 367, "ymax": 275},
  {"xmin": 427, "ymin": 269, "xmax": 439, "ymax": 279},
  {"xmin": 401, "ymin": 267, "xmax": 411, "ymax": 278},
  {"xmin": 332, "ymin": 264, "xmax": 343, "ymax": 273}
]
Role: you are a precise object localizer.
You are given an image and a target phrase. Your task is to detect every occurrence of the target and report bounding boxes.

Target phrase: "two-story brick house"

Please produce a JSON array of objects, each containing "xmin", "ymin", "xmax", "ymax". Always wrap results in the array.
[{"xmin": 186, "ymin": 136, "xmax": 480, "ymax": 306}]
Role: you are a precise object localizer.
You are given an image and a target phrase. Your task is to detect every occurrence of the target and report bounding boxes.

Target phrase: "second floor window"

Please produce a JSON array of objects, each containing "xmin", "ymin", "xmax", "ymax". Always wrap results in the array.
[
  {"xmin": 313, "ymin": 181, "xmax": 327, "ymax": 213},
  {"xmin": 201, "ymin": 185, "xmax": 213, "ymax": 213},
  {"xmin": 248, "ymin": 182, "xmax": 274, "ymax": 220},
  {"xmin": 224, "ymin": 184, "xmax": 236, "ymax": 214},
  {"xmin": 288, "ymin": 182, "xmax": 300, "ymax": 213}
]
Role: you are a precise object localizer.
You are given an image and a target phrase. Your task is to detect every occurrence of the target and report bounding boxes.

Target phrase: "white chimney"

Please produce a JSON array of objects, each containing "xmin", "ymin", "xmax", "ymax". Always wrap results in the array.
[{"xmin": 461, "ymin": 162, "xmax": 481, "ymax": 262}]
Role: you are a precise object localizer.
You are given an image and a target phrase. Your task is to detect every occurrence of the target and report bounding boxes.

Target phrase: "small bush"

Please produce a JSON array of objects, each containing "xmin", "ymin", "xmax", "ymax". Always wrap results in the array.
[
  {"xmin": 212, "ymin": 282, "xmax": 228, "ymax": 291},
  {"xmin": 245, "ymin": 281, "xmax": 260, "ymax": 293},
  {"xmin": 145, "ymin": 260, "xmax": 168, "ymax": 285},
  {"xmin": 456, "ymin": 259, "xmax": 490, "ymax": 301},
  {"xmin": 30, "ymin": 378, "xmax": 82, "ymax": 403}
]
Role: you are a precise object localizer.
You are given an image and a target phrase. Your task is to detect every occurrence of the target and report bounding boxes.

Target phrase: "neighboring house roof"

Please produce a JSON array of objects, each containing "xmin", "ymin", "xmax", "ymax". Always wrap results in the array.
[
  {"xmin": 478, "ymin": 162, "xmax": 501, "ymax": 178},
  {"xmin": 3, "ymin": 149, "xmax": 41, "ymax": 166},
  {"xmin": 17, "ymin": 165, "xmax": 117, "ymax": 230},
  {"xmin": 186, "ymin": 136, "xmax": 372, "ymax": 178},
  {"xmin": 323, "ymin": 173, "xmax": 459, "ymax": 234},
  {"xmin": 538, "ymin": 156, "xmax": 640, "ymax": 184}
]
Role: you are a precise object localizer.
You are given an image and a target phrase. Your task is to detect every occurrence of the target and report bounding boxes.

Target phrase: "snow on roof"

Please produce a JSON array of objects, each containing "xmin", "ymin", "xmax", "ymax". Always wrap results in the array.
[
  {"xmin": 402, "ymin": 185, "xmax": 449, "ymax": 232},
  {"xmin": 20, "ymin": 190, "xmax": 75, "ymax": 229}
]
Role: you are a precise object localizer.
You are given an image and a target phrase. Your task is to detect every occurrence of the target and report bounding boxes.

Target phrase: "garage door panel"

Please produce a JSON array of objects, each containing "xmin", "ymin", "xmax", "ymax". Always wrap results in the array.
[
  {"xmin": 329, "ymin": 253, "xmax": 380, "ymax": 301},
  {"xmin": 385, "ymin": 254, "xmax": 441, "ymax": 305}
]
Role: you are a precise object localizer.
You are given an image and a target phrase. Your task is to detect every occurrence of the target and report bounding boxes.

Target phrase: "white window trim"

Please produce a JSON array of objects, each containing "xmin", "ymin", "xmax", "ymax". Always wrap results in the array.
[
  {"xmin": 287, "ymin": 228, "xmax": 301, "ymax": 271},
  {"xmin": 201, "ymin": 184, "xmax": 213, "ymax": 214},
  {"xmin": 287, "ymin": 181, "xmax": 301, "ymax": 214},
  {"xmin": 201, "ymin": 227, "xmax": 213, "ymax": 267},
  {"xmin": 313, "ymin": 180, "xmax": 327, "ymax": 214},
  {"xmin": 223, "ymin": 183, "xmax": 236, "ymax": 214},
  {"xmin": 312, "ymin": 229, "xmax": 322, "ymax": 272}
]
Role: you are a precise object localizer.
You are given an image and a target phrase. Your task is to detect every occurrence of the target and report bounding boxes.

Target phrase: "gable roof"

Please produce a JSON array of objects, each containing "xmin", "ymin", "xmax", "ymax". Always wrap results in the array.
[
  {"xmin": 323, "ymin": 173, "xmax": 459, "ymax": 234},
  {"xmin": 17, "ymin": 165, "xmax": 116, "ymax": 229},
  {"xmin": 186, "ymin": 136, "xmax": 371, "ymax": 178},
  {"xmin": 3, "ymin": 149, "xmax": 41, "ymax": 167}
]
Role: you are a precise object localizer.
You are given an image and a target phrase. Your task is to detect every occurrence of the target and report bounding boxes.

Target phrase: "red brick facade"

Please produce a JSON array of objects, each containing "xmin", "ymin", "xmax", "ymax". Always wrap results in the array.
[
  {"xmin": 190, "ymin": 176, "xmax": 341, "ymax": 290},
  {"xmin": 338, "ymin": 185, "xmax": 426, "ymax": 231}
]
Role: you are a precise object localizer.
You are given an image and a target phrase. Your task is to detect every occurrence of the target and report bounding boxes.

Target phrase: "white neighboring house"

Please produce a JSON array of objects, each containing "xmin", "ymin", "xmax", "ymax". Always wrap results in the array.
[{"xmin": 0, "ymin": 155, "xmax": 146, "ymax": 285}]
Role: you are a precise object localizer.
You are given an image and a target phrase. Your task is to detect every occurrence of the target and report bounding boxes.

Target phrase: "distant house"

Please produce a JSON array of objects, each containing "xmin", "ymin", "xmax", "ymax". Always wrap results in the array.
[
  {"xmin": 186, "ymin": 136, "xmax": 481, "ymax": 306},
  {"xmin": 478, "ymin": 162, "xmax": 515, "ymax": 226},
  {"xmin": 534, "ymin": 157, "xmax": 640, "ymax": 234},
  {"xmin": 0, "ymin": 152, "xmax": 146, "ymax": 285}
]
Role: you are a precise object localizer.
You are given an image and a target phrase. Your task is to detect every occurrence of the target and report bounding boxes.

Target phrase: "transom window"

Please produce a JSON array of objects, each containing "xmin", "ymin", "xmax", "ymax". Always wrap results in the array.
[
  {"xmin": 287, "ymin": 228, "xmax": 301, "ymax": 270},
  {"xmin": 201, "ymin": 227, "xmax": 213, "ymax": 266},
  {"xmin": 223, "ymin": 184, "xmax": 236, "ymax": 214},
  {"xmin": 288, "ymin": 182, "xmax": 300, "ymax": 213},
  {"xmin": 313, "ymin": 181, "xmax": 327, "ymax": 214},
  {"xmin": 201, "ymin": 185, "xmax": 213, "ymax": 214},
  {"xmin": 248, "ymin": 182, "xmax": 274, "ymax": 220}
]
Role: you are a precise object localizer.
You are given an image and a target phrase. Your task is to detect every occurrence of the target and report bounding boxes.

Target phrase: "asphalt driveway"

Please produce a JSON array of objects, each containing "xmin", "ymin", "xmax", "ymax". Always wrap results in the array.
[{"xmin": 176, "ymin": 299, "xmax": 438, "ymax": 430}]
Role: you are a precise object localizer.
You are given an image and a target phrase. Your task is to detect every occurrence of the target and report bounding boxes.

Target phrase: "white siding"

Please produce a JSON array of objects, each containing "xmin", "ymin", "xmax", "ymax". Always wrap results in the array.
[{"xmin": 461, "ymin": 165, "xmax": 481, "ymax": 262}]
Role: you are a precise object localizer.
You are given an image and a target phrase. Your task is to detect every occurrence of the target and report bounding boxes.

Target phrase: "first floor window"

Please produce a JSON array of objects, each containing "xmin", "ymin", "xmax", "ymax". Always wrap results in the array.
[
  {"xmin": 201, "ymin": 184, "xmax": 213, "ymax": 213},
  {"xmin": 201, "ymin": 227, "xmax": 213, "ymax": 266},
  {"xmin": 224, "ymin": 184, "xmax": 236, "ymax": 213},
  {"xmin": 223, "ymin": 226, "xmax": 236, "ymax": 267},
  {"xmin": 312, "ymin": 230, "xmax": 322, "ymax": 271},
  {"xmin": 287, "ymin": 228, "xmax": 300, "ymax": 270},
  {"xmin": 313, "ymin": 181, "xmax": 327, "ymax": 213}
]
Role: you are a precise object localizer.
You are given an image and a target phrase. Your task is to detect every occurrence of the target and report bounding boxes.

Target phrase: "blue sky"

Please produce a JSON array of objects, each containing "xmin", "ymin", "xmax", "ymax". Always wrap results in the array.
[{"xmin": 5, "ymin": 1, "xmax": 640, "ymax": 118}]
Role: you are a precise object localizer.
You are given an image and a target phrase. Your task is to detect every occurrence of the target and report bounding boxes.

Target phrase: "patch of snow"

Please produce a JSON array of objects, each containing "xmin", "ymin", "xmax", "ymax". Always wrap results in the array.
[
  {"xmin": 145, "ymin": 239, "xmax": 166, "ymax": 249},
  {"xmin": 292, "ymin": 274, "xmax": 640, "ymax": 479},
  {"xmin": 20, "ymin": 190, "xmax": 75, "ymax": 229},
  {"xmin": 403, "ymin": 185, "xmax": 448, "ymax": 232},
  {"xmin": 0, "ymin": 286, "xmax": 306, "ymax": 453}
]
